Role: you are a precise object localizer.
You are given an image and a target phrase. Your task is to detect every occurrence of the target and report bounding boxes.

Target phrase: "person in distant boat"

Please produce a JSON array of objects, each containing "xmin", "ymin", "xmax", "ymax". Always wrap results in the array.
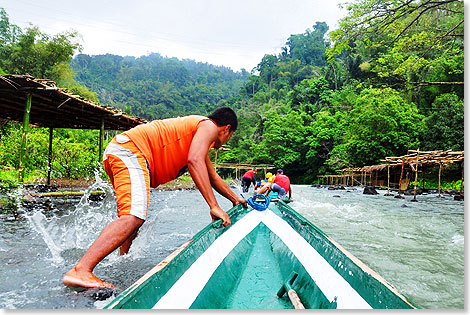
[
  {"xmin": 258, "ymin": 169, "xmax": 292, "ymax": 200},
  {"xmin": 254, "ymin": 172, "xmax": 273, "ymax": 191},
  {"xmin": 62, "ymin": 107, "xmax": 247, "ymax": 289},
  {"xmin": 241, "ymin": 167, "xmax": 257, "ymax": 193}
]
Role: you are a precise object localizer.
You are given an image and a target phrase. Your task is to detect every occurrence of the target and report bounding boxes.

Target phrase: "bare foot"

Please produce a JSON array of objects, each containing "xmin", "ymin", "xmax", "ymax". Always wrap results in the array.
[{"xmin": 62, "ymin": 267, "xmax": 113, "ymax": 288}]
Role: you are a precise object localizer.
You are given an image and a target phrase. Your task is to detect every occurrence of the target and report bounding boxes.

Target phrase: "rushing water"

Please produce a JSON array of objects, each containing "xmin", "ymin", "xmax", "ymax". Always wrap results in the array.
[{"xmin": 0, "ymin": 182, "xmax": 464, "ymax": 309}]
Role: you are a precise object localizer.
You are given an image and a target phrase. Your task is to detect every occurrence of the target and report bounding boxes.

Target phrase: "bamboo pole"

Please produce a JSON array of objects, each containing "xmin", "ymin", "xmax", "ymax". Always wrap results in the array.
[
  {"xmin": 412, "ymin": 153, "xmax": 419, "ymax": 202},
  {"xmin": 98, "ymin": 118, "xmax": 104, "ymax": 162},
  {"xmin": 47, "ymin": 127, "xmax": 53, "ymax": 186},
  {"xmin": 38, "ymin": 191, "xmax": 105, "ymax": 197},
  {"xmin": 386, "ymin": 165, "xmax": 391, "ymax": 195},
  {"xmin": 18, "ymin": 93, "xmax": 32, "ymax": 183},
  {"xmin": 459, "ymin": 161, "xmax": 464, "ymax": 196},
  {"xmin": 397, "ymin": 159, "xmax": 405, "ymax": 198},
  {"xmin": 438, "ymin": 163, "xmax": 442, "ymax": 198},
  {"xmin": 287, "ymin": 288, "xmax": 305, "ymax": 309}
]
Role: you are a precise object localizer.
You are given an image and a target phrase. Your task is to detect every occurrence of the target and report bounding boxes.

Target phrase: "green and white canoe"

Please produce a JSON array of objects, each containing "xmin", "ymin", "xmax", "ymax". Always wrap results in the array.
[{"xmin": 105, "ymin": 201, "xmax": 418, "ymax": 309}]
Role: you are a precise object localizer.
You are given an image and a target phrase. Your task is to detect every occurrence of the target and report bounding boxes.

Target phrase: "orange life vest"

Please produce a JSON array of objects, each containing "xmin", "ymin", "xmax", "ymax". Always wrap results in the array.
[{"xmin": 123, "ymin": 115, "xmax": 211, "ymax": 187}]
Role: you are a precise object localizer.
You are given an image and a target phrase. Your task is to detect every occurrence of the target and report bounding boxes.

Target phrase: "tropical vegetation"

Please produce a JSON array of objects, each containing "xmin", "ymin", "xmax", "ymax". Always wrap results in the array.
[{"xmin": 0, "ymin": 0, "xmax": 464, "ymax": 187}]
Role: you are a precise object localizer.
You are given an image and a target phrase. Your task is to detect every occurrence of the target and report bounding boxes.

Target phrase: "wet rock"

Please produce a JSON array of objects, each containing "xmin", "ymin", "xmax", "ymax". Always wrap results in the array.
[
  {"xmin": 311, "ymin": 184, "xmax": 321, "ymax": 188},
  {"xmin": 84, "ymin": 287, "xmax": 116, "ymax": 301},
  {"xmin": 442, "ymin": 189, "xmax": 460, "ymax": 196},
  {"xmin": 363, "ymin": 186, "xmax": 378, "ymax": 195},
  {"xmin": 454, "ymin": 195, "xmax": 464, "ymax": 201},
  {"xmin": 401, "ymin": 204, "xmax": 409, "ymax": 208},
  {"xmin": 403, "ymin": 188, "xmax": 423, "ymax": 195},
  {"xmin": 333, "ymin": 195, "xmax": 341, "ymax": 198},
  {"xmin": 328, "ymin": 185, "xmax": 345, "ymax": 190}
]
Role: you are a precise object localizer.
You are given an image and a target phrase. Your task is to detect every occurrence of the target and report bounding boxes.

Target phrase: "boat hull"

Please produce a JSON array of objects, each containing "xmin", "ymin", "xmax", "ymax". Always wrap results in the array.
[{"xmin": 105, "ymin": 202, "xmax": 417, "ymax": 309}]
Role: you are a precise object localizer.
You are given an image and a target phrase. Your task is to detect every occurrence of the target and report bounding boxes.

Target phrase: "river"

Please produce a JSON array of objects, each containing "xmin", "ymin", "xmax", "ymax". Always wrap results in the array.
[{"xmin": 0, "ymin": 181, "xmax": 464, "ymax": 309}]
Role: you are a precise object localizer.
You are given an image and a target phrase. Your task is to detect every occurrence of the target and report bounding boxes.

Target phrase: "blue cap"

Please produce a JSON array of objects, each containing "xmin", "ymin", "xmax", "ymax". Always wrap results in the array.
[{"xmin": 277, "ymin": 169, "xmax": 283, "ymax": 173}]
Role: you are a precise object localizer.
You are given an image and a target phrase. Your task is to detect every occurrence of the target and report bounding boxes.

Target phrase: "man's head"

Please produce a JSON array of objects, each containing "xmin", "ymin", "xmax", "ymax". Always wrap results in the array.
[
  {"xmin": 208, "ymin": 107, "xmax": 238, "ymax": 148},
  {"xmin": 277, "ymin": 169, "xmax": 283, "ymax": 174},
  {"xmin": 208, "ymin": 107, "xmax": 238, "ymax": 133}
]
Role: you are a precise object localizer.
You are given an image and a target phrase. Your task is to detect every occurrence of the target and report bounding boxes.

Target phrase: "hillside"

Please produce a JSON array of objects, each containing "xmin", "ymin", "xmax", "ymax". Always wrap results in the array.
[{"xmin": 71, "ymin": 53, "xmax": 249, "ymax": 120}]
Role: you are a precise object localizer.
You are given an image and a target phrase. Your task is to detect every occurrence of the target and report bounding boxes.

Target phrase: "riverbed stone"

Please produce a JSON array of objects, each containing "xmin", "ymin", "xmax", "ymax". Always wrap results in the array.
[{"xmin": 363, "ymin": 186, "xmax": 378, "ymax": 195}]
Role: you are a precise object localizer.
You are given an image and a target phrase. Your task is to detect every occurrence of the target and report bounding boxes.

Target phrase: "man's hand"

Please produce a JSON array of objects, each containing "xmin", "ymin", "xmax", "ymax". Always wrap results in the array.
[
  {"xmin": 210, "ymin": 206, "xmax": 231, "ymax": 227},
  {"xmin": 233, "ymin": 196, "xmax": 248, "ymax": 208}
]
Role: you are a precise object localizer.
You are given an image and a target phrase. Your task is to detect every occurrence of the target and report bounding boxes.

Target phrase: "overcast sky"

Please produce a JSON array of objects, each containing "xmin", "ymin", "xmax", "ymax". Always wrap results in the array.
[{"xmin": 2, "ymin": 0, "xmax": 347, "ymax": 71}]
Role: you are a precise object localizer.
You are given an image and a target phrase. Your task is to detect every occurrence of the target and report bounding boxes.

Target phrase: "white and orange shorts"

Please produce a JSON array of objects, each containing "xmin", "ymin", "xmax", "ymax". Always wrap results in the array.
[{"xmin": 102, "ymin": 134, "xmax": 150, "ymax": 220}]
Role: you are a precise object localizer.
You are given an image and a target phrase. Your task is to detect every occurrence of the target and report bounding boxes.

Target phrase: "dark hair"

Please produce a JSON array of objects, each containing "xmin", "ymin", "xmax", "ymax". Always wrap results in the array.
[{"xmin": 208, "ymin": 107, "xmax": 238, "ymax": 132}]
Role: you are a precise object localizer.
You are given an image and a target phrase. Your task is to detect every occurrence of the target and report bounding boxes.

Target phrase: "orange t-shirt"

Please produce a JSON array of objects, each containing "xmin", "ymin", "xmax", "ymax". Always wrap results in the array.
[{"xmin": 122, "ymin": 115, "xmax": 212, "ymax": 187}]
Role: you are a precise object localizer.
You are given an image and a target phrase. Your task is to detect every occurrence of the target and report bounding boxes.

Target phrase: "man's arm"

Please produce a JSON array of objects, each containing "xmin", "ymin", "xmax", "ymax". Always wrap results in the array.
[
  {"xmin": 205, "ymin": 155, "xmax": 247, "ymax": 208},
  {"xmin": 187, "ymin": 121, "xmax": 231, "ymax": 226}
]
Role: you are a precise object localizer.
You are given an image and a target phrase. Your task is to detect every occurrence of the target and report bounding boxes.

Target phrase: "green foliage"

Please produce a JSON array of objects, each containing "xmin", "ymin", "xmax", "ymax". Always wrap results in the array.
[
  {"xmin": 70, "ymin": 53, "xmax": 249, "ymax": 120},
  {"xmin": 0, "ymin": 122, "xmax": 105, "ymax": 181},
  {"xmin": 283, "ymin": 22, "xmax": 329, "ymax": 67},
  {"xmin": 251, "ymin": 109, "xmax": 308, "ymax": 171},
  {"xmin": 340, "ymin": 88, "xmax": 424, "ymax": 166},
  {"xmin": 421, "ymin": 93, "xmax": 464, "ymax": 151},
  {"xmin": 0, "ymin": 3, "xmax": 463, "ymax": 186},
  {"xmin": 0, "ymin": 25, "xmax": 81, "ymax": 79}
]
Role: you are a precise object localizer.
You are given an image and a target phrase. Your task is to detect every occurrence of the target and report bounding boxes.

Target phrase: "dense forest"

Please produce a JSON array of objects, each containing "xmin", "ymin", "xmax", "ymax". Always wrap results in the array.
[
  {"xmin": 70, "ymin": 53, "xmax": 249, "ymax": 120},
  {"xmin": 0, "ymin": 0, "xmax": 464, "ymax": 186}
]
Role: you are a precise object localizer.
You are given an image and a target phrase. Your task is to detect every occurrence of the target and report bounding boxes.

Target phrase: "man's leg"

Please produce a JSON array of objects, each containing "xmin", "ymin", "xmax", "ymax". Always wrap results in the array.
[
  {"xmin": 258, "ymin": 184, "xmax": 271, "ymax": 195},
  {"xmin": 120, "ymin": 229, "xmax": 139, "ymax": 255},
  {"xmin": 241, "ymin": 177, "xmax": 249, "ymax": 193},
  {"xmin": 63, "ymin": 214, "xmax": 144, "ymax": 288}
]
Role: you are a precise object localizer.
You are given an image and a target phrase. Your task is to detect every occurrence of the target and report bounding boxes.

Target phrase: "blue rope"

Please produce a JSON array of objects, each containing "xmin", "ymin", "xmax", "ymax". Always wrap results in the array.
[{"xmin": 242, "ymin": 194, "xmax": 271, "ymax": 211}]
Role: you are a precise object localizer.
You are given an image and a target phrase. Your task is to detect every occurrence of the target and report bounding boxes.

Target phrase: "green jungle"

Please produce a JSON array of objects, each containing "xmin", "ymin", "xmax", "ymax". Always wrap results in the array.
[{"xmin": 0, "ymin": 0, "xmax": 464, "ymax": 190}]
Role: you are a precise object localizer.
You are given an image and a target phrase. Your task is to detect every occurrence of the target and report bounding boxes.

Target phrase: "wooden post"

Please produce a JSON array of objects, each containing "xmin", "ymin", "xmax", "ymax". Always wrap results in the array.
[
  {"xmin": 18, "ymin": 93, "xmax": 32, "ymax": 182},
  {"xmin": 459, "ymin": 161, "xmax": 464, "ymax": 196},
  {"xmin": 397, "ymin": 159, "xmax": 405, "ymax": 198},
  {"xmin": 438, "ymin": 162, "xmax": 442, "ymax": 198},
  {"xmin": 422, "ymin": 168, "xmax": 426, "ymax": 190},
  {"xmin": 412, "ymin": 150, "xmax": 420, "ymax": 202},
  {"xmin": 47, "ymin": 127, "xmax": 53, "ymax": 186},
  {"xmin": 387, "ymin": 165, "xmax": 390, "ymax": 194},
  {"xmin": 98, "ymin": 118, "xmax": 105, "ymax": 162}
]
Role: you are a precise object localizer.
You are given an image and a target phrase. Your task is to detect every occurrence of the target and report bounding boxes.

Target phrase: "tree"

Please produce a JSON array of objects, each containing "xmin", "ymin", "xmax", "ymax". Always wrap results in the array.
[
  {"xmin": 421, "ymin": 93, "xmax": 464, "ymax": 151},
  {"xmin": 328, "ymin": 0, "xmax": 464, "ymax": 88},
  {"xmin": 0, "ymin": 25, "xmax": 81, "ymax": 79},
  {"xmin": 289, "ymin": 77, "xmax": 332, "ymax": 114},
  {"xmin": 339, "ymin": 88, "xmax": 425, "ymax": 166},
  {"xmin": 252, "ymin": 109, "xmax": 308, "ymax": 174},
  {"xmin": 284, "ymin": 22, "xmax": 329, "ymax": 67}
]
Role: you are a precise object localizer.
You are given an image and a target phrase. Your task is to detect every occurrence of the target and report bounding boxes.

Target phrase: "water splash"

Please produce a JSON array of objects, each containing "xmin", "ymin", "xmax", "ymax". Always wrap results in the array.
[{"xmin": 22, "ymin": 171, "xmax": 117, "ymax": 265}]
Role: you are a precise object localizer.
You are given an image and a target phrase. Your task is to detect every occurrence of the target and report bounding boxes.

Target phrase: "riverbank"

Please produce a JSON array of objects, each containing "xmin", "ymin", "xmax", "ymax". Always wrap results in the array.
[{"xmin": 0, "ymin": 175, "xmax": 198, "ymax": 214}]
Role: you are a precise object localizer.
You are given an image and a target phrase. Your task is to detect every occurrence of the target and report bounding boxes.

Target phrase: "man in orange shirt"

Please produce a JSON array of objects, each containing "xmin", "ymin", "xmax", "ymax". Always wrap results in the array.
[{"xmin": 63, "ymin": 107, "xmax": 246, "ymax": 289}]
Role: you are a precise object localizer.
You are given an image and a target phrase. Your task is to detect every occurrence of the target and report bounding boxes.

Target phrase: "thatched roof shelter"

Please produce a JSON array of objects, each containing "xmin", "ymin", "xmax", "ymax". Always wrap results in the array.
[{"xmin": 0, "ymin": 74, "xmax": 146, "ymax": 130}]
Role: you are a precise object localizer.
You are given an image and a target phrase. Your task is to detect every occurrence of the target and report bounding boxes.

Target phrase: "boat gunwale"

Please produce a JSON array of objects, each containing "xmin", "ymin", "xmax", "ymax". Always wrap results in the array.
[
  {"xmin": 104, "ymin": 204, "xmax": 246, "ymax": 309},
  {"xmin": 106, "ymin": 201, "xmax": 419, "ymax": 309},
  {"xmin": 276, "ymin": 200, "xmax": 419, "ymax": 309}
]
